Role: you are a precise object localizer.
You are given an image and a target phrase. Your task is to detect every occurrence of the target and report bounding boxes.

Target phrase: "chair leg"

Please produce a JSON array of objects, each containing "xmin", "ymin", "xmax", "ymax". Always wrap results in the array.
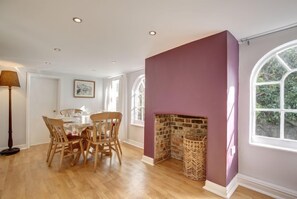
[
  {"xmin": 100, "ymin": 145, "xmax": 103, "ymax": 160},
  {"xmin": 46, "ymin": 139, "xmax": 53, "ymax": 162},
  {"xmin": 94, "ymin": 145, "xmax": 99, "ymax": 172},
  {"xmin": 116, "ymin": 138, "xmax": 122, "ymax": 155},
  {"xmin": 59, "ymin": 145, "xmax": 65, "ymax": 170},
  {"xmin": 107, "ymin": 143, "xmax": 112, "ymax": 165},
  {"xmin": 84, "ymin": 141, "xmax": 91, "ymax": 164},
  {"xmin": 72, "ymin": 144, "xmax": 81, "ymax": 166},
  {"xmin": 48, "ymin": 144, "xmax": 57, "ymax": 167},
  {"xmin": 72, "ymin": 140, "xmax": 85, "ymax": 165},
  {"xmin": 101, "ymin": 143, "xmax": 108, "ymax": 160},
  {"xmin": 113, "ymin": 141, "xmax": 122, "ymax": 165},
  {"xmin": 79, "ymin": 140, "xmax": 85, "ymax": 162},
  {"xmin": 71, "ymin": 151, "xmax": 80, "ymax": 166}
]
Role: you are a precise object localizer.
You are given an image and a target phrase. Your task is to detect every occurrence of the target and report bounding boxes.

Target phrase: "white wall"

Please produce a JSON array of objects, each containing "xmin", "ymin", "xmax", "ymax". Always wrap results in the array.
[
  {"xmin": 59, "ymin": 74, "xmax": 103, "ymax": 113},
  {"xmin": 239, "ymin": 27, "xmax": 297, "ymax": 191},
  {"xmin": 0, "ymin": 68, "xmax": 103, "ymax": 148},
  {"xmin": 126, "ymin": 69, "xmax": 144, "ymax": 148}
]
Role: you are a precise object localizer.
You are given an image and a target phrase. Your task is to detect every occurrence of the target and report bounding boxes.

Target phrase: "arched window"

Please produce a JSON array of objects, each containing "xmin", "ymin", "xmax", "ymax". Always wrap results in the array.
[
  {"xmin": 131, "ymin": 75, "xmax": 145, "ymax": 126},
  {"xmin": 250, "ymin": 40, "xmax": 297, "ymax": 152}
]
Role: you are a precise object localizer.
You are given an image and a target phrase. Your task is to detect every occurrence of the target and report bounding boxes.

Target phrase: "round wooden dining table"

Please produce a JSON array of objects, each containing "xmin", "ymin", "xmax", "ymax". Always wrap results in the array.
[{"xmin": 61, "ymin": 115, "xmax": 92, "ymax": 150}]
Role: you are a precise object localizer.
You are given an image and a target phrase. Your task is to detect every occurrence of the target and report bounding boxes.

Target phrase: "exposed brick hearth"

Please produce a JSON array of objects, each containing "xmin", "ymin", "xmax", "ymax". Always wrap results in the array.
[{"xmin": 154, "ymin": 114, "xmax": 207, "ymax": 163}]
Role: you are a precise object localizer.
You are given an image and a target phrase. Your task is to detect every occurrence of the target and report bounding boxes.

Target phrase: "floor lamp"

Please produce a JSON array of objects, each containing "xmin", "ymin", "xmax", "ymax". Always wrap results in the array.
[{"xmin": 0, "ymin": 70, "xmax": 20, "ymax": 156}]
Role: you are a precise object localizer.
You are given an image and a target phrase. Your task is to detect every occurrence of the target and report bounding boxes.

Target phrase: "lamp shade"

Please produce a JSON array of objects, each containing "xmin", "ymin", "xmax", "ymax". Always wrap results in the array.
[{"xmin": 0, "ymin": 70, "xmax": 20, "ymax": 87}]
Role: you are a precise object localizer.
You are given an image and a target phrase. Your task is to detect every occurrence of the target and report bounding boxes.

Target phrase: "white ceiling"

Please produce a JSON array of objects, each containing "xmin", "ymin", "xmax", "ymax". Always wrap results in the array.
[{"xmin": 1, "ymin": 0, "xmax": 297, "ymax": 78}]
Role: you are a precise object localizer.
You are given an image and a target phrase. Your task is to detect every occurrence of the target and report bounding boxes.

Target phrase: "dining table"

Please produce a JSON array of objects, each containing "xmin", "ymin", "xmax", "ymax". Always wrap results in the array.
[
  {"xmin": 56, "ymin": 114, "xmax": 93, "ymax": 150},
  {"xmin": 62, "ymin": 115, "xmax": 92, "ymax": 135},
  {"xmin": 56, "ymin": 113, "xmax": 118, "ymax": 157}
]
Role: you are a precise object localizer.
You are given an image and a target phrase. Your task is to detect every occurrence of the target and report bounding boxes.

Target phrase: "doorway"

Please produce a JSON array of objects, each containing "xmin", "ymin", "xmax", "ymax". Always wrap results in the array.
[{"xmin": 26, "ymin": 74, "xmax": 60, "ymax": 147}]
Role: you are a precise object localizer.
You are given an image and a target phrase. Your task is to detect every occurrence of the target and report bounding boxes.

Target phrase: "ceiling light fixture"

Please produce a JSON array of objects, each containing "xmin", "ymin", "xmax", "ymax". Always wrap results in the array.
[
  {"xmin": 149, "ymin": 31, "xmax": 157, "ymax": 36},
  {"xmin": 73, "ymin": 17, "xmax": 83, "ymax": 23},
  {"xmin": 54, "ymin": 48, "xmax": 61, "ymax": 52}
]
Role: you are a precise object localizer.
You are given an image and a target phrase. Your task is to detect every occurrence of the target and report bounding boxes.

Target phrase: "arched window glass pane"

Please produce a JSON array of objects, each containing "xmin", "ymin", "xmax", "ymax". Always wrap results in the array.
[
  {"xmin": 137, "ymin": 94, "xmax": 142, "ymax": 107},
  {"xmin": 256, "ymin": 111, "xmax": 280, "ymax": 138},
  {"xmin": 256, "ymin": 84, "xmax": 280, "ymax": 108},
  {"xmin": 284, "ymin": 112, "xmax": 297, "ymax": 140},
  {"xmin": 131, "ymin": 75, "xmax": 145, "ymax": 125},
  {"xmin": 138, "ymin": 82, "xmax": 144, "ymax": 93},
  {"xmin": 278, "ymin": 46, "xmax": 297, "ymax": 69},
  {"xmin": 134, "ymin": 107, "xmax": 144, "ymax": 121},
  {"xmin": 134, "ymin": 108, "xmax": 140, "ymax": 121},
  {"xmin": 284, "ymin": 72, "xmax": 297, "ymax": 109},
  {"xmin": 257, "ymin": 57, "xmax": 287, "ymax": 82}
]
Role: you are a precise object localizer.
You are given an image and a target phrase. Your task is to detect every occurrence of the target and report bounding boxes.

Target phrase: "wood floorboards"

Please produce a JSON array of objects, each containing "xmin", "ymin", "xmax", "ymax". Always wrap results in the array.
[{"xmin": 0, "ymin": 143, "xmax": 272, "ymax": 199}]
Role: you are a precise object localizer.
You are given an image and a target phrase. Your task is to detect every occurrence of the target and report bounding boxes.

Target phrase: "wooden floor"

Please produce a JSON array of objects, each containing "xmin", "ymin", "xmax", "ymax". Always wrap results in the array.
[{"xmin": 0, "ymin": 143, "xmax": 272, "ymax": 199}]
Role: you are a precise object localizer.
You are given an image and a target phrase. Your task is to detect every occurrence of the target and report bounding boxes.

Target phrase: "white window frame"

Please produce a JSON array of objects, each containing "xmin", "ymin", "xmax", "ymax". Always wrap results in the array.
[
  {"xmin": 131, "ymin": 75, "xmax": 145, "ymax": 126},
  {"xmin": 250, "ymin": 40, "xmax": 297, "ymax": 152},
  {"xmin": 105, "ymin": 78, "xmax": 120, "ymax": 112}
]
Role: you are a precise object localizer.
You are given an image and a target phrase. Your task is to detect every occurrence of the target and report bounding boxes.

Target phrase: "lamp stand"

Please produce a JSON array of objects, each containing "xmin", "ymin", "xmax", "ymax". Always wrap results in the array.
[{"xmin": 0, "ymin": 86, "xmax": 20, "ymax": 156}]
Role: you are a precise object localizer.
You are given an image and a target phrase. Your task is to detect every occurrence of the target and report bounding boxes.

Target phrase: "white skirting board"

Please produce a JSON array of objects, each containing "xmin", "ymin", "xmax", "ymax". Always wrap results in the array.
[
  {"xmin": 203, "ymin": 175, "xmax": 238, "ymax": 199},
  {"xmin": 123, "ymin": 139, "xmax": 144, "ymax": 149},
  {"xmin": 204, "ymin": 174, "xmax": 297, "ymax": 199},
  {"xmin": 141, "ymin": 155, "xmax": 154, "ymax": 166},
  {"xmin": 237, "ymin": 174, "xmax": 297, "ymax": 199},
  {"xmin": 0, "ymin": 144, "xmax": 27, "ymax": 151}
]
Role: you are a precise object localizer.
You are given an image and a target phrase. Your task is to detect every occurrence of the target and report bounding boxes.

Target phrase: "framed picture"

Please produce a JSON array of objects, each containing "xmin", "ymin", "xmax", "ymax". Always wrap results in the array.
[{"xmin": 73, "ymin": 79, "xmax": 95, "ymax": 98}]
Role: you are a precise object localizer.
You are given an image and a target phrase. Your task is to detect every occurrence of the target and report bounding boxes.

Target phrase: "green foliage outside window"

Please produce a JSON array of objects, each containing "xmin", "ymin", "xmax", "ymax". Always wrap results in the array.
[
  {"xmin": 256, "ymin": 111, "xmax": 280, "ymax": 138},
  {"xmin": 256, "ymin": 84, "xmax": 280, "ymax": 109},
  {"xmin": 284, "ymin": 72, "xmax": 297, "ymax": 109},
  {"xmin": 257, "ymin": 57, "xmax": 287, "ymax": 82},
  {"xmin": 285, "ymin": 112, "xmax": 297, "ymax": 140}
]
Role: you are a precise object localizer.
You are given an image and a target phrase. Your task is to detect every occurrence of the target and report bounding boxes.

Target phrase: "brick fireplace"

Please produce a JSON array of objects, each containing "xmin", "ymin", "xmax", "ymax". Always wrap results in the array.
[{"xmin": 154, "ymin": 114, "xmax": 207, "ymax": 163}]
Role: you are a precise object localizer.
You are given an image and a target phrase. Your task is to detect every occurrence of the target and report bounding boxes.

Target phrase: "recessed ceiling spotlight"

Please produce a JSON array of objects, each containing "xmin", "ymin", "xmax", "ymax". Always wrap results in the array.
[
  {"xmin": 73, "ymin": 17, "xmax": 83, "ymax": 23},
  {"xmin": 149, "ymin": 31, "xmax": 157, "ymax": 36},
  {"xmin": 54, "ymin": 48, "xmax": 61, "ymax": 52}
]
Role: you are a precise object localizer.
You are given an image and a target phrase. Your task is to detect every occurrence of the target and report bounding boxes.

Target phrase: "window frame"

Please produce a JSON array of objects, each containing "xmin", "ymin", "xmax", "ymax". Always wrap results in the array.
[
  {"xmin": 250, "ymin": 40, "xmax": 297, "ymax": 152},
  {"xmin": 105, "ymin": 77, "xmax": 120, "ymax": 112},
  {"xmin": 131, "ymin": 75, "xmax": 145, "ymax": 126}
]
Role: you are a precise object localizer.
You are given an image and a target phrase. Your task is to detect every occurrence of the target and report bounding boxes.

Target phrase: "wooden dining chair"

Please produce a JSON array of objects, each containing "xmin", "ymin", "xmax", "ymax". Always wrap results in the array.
[
  {"xmin": 47, "ymin": 118, "xmax": 85, "ymax": 170},
  {"xmin": 84, "ymin": 112, "xmax": 122, "ymax": 171},
  {"xmin": 42, "ymin": 116, "xmax": 54, "ymax": 162},
  {"xmin": 60, "ymin": 109, "xmax": 82, "ymax": 117}
]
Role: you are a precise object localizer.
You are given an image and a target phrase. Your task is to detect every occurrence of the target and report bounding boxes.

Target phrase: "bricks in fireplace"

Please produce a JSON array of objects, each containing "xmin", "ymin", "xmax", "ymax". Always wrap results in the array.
[{"xmin": 154, "ymin": 114, "xmax": 207, "ymax": 163}]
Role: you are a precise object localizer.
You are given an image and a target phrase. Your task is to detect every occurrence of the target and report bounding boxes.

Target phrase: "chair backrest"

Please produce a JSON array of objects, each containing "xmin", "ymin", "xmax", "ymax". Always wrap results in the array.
[
  {"xmin": 42, "ymin": 116, "xmax": 54, "ymax": 138},
  {"xmin": 47, "ymin": 118, "xmax": 69, "ymax": 143},
  {"xmin": 60, "ymin": 109, "xmax": 82, "ymax": 117},
  {"xmin": 90, "ymin": 112, "xmax": 122, "ymax": 143}
]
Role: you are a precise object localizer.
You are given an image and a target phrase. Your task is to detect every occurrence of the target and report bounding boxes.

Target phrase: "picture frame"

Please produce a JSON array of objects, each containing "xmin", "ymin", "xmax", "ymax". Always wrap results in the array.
[{"xmin": 73, "ymin": 79, "xmax": 95, "ymax": 98}]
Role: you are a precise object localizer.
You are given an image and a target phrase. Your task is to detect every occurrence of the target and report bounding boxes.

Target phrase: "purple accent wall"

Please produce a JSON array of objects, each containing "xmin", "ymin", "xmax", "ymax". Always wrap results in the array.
[
  {"xmin": 226, "ymin": 33, "xmax": 239, "ymax": 184},
  {"xmin": 144, "ymin": 31, "xmax": 239, "ymax": 186}
]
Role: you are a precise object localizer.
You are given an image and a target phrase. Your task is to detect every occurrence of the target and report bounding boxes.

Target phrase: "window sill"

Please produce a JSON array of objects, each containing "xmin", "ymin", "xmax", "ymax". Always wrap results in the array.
[
  {"xmin": 250, "ymin": 138, "xmax": 297, "ymax": 153},
  {"xmin": 130, "ymin": 123, "xmax": 144, "ymax": 128}
]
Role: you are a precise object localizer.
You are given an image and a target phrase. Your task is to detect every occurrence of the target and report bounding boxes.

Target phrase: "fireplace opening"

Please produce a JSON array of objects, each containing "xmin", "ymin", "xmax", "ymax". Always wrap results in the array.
[{"xmin": 154, "ymin": 114, "xmax": 207, "ymax": 163}]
